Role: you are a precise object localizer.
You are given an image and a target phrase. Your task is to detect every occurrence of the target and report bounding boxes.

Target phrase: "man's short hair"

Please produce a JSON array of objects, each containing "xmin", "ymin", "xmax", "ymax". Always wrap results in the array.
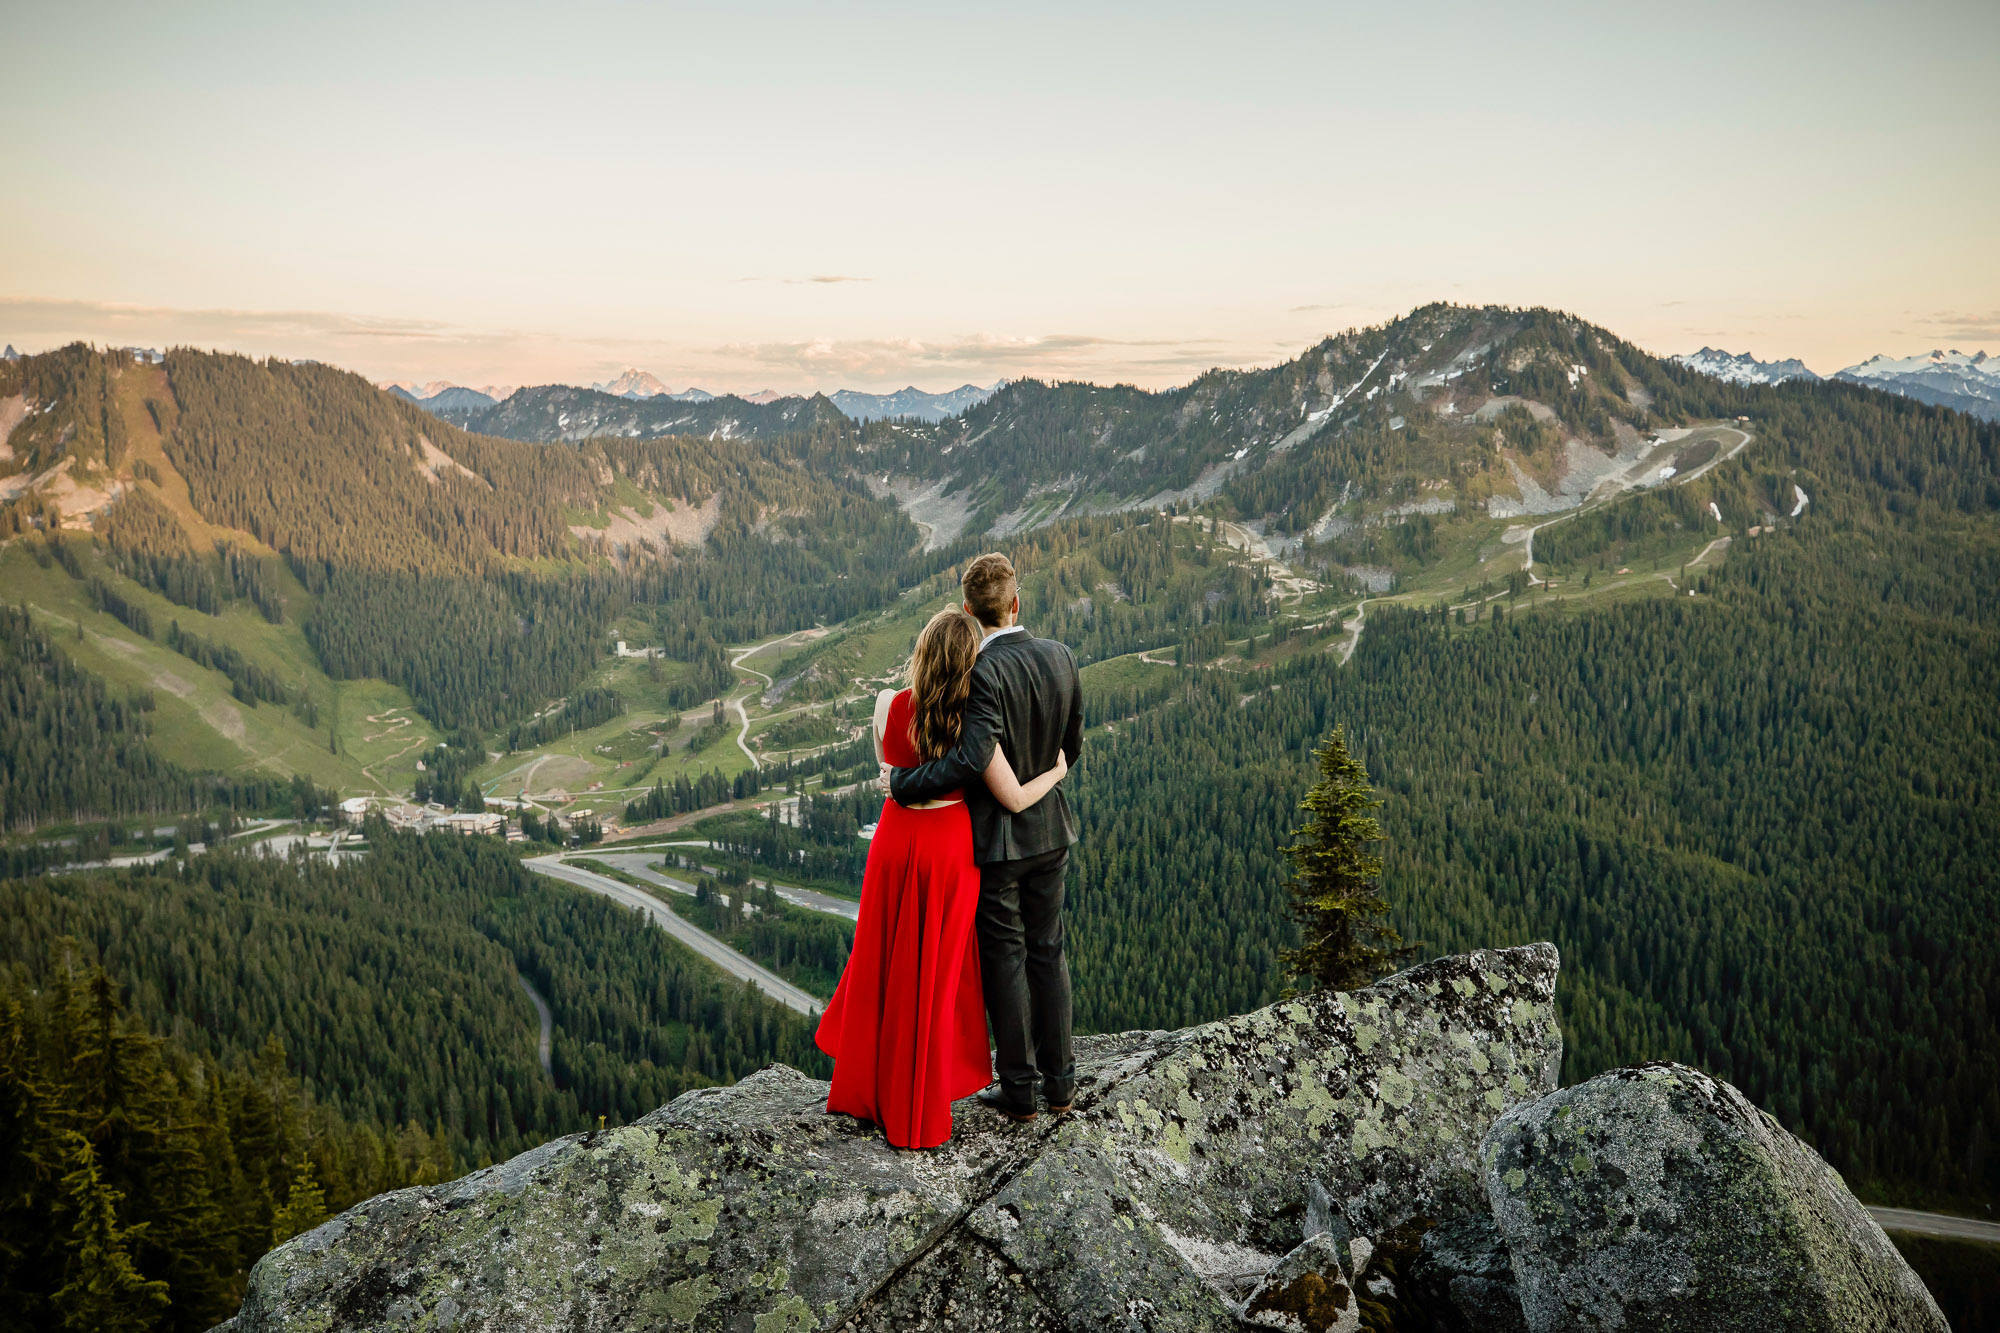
[{"xmin": 962, "ymin": 552, "xmax": 1018, "ymax": 628}]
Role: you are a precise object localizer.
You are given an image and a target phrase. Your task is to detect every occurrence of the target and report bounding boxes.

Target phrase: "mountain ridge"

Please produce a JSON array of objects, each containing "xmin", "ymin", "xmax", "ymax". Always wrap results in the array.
[
  {"xmin": 1833, "ymin": 347, "xmax": 2000, "ymax": 421},
  {"xmin": 1673, "ymin": 347, "xmax": 1820, "ymax": 386}
]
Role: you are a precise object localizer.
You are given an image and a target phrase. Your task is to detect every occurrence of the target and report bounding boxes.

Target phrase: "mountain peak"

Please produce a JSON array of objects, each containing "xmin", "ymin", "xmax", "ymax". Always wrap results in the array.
[
  {"xmin": 1673, "ymin": 348, "xmax": 1819, "ymax": 386},
  {"xmin": 1833, "ymin": 346, "xmax": 2000, "ymax": 420},
  {"xmin": 593, "ymin": 368, "xmax": 675, "ymax": 399}
]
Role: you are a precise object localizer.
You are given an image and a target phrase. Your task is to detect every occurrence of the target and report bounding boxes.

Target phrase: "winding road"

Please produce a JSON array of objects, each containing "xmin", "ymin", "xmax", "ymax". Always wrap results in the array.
[
  {"xmin": 589, "ymin": 850, "xmax": 860, "ymax": 922},
  {"xmin": 523, "ymin": 854, "xmax": 823, "ymax": 1015},
  {"xmin": 1866, "ymin": 1206, "xmax": 2000, "ymax": 1245},
  {"xmin": 727, "ymin": 646, "xmax": 770, "ymax": 770},
  {"xmin": 1517, "ymin": 424, "xmax": 1754, "ymax": 586}
]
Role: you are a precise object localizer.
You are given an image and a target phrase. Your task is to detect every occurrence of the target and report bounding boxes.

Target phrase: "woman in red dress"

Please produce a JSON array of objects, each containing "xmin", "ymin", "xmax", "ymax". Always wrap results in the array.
[{"xmin": 814, "ymin": 609, "xmax": 1069, "ymax": 1149}]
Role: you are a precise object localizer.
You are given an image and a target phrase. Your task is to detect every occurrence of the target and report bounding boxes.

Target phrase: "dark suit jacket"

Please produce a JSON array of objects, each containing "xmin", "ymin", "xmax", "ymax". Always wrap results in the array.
[{"xmin": 889, "ymin": 629, "xmax": 1084, "ymax": 865}]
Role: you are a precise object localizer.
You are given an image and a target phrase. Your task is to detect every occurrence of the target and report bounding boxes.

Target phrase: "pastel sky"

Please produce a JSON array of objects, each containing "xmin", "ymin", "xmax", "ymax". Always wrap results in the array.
[{"xmin": 4, "ymin": 1, "xmax": 1996, "ymax": 394}]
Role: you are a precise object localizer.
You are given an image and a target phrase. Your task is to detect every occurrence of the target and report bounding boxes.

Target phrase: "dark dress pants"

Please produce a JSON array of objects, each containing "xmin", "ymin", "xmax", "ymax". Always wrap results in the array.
[{"xmin": 976, "ymin": 845, "xmax": 1075, "ymax": 1109}]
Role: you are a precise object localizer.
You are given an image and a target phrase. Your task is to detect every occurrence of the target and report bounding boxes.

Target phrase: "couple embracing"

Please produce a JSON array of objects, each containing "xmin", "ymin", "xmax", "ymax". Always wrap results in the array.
[{"xmin": 814, "ymin": 552, "xmax": 1083, "ymax": 1147}]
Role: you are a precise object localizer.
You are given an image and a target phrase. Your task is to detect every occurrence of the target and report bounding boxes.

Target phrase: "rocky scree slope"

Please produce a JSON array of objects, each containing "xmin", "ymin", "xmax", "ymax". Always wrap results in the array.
[{"xmin": 217, "ymin": 943, "xmax": 1939, "ymax": 1332}]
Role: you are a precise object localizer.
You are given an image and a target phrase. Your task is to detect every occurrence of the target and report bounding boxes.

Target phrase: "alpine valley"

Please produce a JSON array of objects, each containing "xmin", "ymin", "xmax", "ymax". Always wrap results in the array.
[{"xmin": 2, "ymin": 304, "xmax": 1996, "ymax": 1330}]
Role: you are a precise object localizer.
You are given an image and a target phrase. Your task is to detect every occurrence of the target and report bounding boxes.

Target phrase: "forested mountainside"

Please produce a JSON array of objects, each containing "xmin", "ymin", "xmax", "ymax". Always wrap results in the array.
[
  {"xmin": 1056, "ymin": 517, "xmax": 1999, "ymax": 1212},
  {"xmin": 0, "ymin": 343, "xmax": 942, "ymax": 757},
  {"xmin": 0, "ymin": 831, "xmax": 823, "ymax": 1330},
  {"xmin": 704, "ymin": 376, "xmax": 2000, "ymax": 1214},
  {"xmin": 428, "ymin": 381, "xmax": 849, "ymax": 442},
  {"xmin": 0, "ymin": 604, "xmax": 326, "ymax": 829},
  {"xmin": 4, "ymin": 306, "xmax": 1998, "ymax": 1230},
  {"xmin": 849, "ymin": 304, "xmax": 1996, "ymax": 556}
]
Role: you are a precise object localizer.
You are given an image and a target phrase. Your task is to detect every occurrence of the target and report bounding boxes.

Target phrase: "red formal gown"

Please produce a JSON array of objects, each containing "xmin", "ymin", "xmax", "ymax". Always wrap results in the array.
[{"xmin": 815, "ymin": 688, "xmax": 992, "ymax": 1149}]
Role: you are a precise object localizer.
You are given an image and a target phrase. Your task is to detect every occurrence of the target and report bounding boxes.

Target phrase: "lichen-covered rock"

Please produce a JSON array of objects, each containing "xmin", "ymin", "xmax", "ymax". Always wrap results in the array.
[
  {"xmin": 1484, "ymin": 1061, "xmax": 1948, "ymax": 1333},
  {"xmin": 1406, "ymin": 1212, "xmax": 1526, "ymax": 1333},
  {"xmin": 1240, "ymin": 1232, "xmax": 1360, "ymax": 1332},
  {"xmin": 218, "ymin": 944, "xmax": 1561, "ymax": 1333},
  {"xmin": 954, "ymin": 943, "xmax": 1563, "ymax": 1330}
]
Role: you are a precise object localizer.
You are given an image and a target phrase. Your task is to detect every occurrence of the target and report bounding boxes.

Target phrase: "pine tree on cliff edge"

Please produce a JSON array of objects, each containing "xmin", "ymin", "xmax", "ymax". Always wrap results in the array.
[{"xmin": 1280, "ymin": 728, "xmax": 1411, "ymax": 992}]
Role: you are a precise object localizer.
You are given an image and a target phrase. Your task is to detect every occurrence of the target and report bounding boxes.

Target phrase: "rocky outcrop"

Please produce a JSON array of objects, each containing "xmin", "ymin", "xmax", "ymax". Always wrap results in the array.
[
  {"xmin": 220, "ymin": 944, "xmax": 1563, "ymax": 1332},
  {"xmin": 1484, "ymin": 1061, "xmax": 1948, "ymax": 1333}
]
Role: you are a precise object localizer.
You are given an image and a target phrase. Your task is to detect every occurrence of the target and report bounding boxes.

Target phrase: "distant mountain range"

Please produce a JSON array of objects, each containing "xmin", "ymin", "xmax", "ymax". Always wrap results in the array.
[
  {"xmin": 1672, "ymin": 348, "xmax": 1819, "ymax": 386},
  {"xmin": 1832, "ymin": 349, "xmax": 2000, "ymax": 421},
  {"xmin": 1675, "ymin": 345, "xmax": 2000, "ymax": 420},
  {"xmin": 426, "ymin": 384, "xmax": 848, "ymax": 443},
  {"xmin": 830, "ymin": 382, "xmax": 1003, "ymax": 423},
  {"xmin": 590, "ymin": 369, "xmax": 715, "ymax": 402},
  {"xmin": 383, "ymin": 380, "xmax": 518, "ymax": 414},
  {"xmin": 387, "ymin": 384, "xmax": 501, "ymax": 413},
  {"xmin": 384, "ymin": 372, "xmax": 1005, "ymax": 425}
]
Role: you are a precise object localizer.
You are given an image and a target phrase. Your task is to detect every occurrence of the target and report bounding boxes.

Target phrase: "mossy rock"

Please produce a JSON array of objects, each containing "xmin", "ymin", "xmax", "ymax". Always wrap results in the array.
[
  {"xmin": 218, "ymin": 944, "xmax": 1563, "ymax": 1332},
  {"xmin": 1484, "ymin": 1061, "xmax": 1947, "ymax": 1333}
]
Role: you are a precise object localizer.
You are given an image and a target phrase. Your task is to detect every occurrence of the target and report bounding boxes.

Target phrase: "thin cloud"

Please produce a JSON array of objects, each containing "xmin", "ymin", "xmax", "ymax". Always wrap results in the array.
[
  {"xmin": 1921, "ymin": 310, "xmax": 2000, "ymax": 344},
  {"xmin": 715, "ymin": 331, "xmax": 1236, "ymax": 380},
  {"xmin": 0, "ymin": 296, "xmax": 527, "ymax": 352},
  {"xmin": 733, "ymin": 275, "xmax": 875, "ymax": 285}
]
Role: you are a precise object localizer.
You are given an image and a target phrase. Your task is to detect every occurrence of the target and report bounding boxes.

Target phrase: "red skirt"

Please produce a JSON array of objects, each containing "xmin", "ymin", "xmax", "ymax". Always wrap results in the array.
[{"xmin": 815, "ymin": 797, "xmax": 991, "ymax": 1149}]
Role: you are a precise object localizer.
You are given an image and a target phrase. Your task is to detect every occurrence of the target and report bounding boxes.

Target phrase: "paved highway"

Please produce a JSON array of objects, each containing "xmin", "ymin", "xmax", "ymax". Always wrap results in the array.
[
  {"xmin": 589, "ymin": 850, "xmax": 860, "ymax": 923},
  {"xmin": 523, "ymin": 855, "xmax": 824, "ymax": 1016},
  {"xmin": 1866, "ymin": 1205, "xmax": 2000, "ymax": 1244}
]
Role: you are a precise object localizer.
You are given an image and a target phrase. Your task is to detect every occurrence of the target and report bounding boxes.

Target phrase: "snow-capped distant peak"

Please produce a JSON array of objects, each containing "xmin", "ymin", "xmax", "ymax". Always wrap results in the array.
[
  {"xmin": 594, "ymin": 368, "xmax": 674, "ymax": 399},
  {"xmin": 1674, "ymin": 348, "xmax": 1819, "ymax": 386},
  {"xmin": 2, "ymin": 345, "xmax": 20, "ymax": 361},
  {"xmin": 1831, "ymin": 347, "xmax": 2000, "ymax": 421},
  {"xmin": 742, "ymin": 389, "xmax": 783, "ymax": 405},
  {"xmin": 1839, "ymin": 348, "xmax": 1995, "ymax": 381}
]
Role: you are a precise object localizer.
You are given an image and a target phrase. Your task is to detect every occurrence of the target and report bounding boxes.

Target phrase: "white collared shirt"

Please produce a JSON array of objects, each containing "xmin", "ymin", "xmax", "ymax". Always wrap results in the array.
[{"xmin": 979, "ymin": 624, "xmax": 1024, "ymax": 652}]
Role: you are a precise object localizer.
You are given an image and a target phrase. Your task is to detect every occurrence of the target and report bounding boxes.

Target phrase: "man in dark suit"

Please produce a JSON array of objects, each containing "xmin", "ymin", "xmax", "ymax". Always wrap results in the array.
[{"xmin": 889, "ymin": 552, "xmax": 1084, "ymax": 1121}]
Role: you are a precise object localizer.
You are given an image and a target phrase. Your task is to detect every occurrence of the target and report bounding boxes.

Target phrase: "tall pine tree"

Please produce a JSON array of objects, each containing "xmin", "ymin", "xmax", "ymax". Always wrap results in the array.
[{"xmin": 1278, "ymin": 728, "xmax": 1409, "ymax": 992}]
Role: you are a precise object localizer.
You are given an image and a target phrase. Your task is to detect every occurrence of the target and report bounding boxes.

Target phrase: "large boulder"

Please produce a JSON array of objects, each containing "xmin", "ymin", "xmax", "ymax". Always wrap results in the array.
[
  {"xmin": 219, "ymin": 943, "xmax": 1562, "ymax": 1332},
  {"xmin": 1484, "ymin": 1061, "xmax": 1948, "ymax": 1333}
]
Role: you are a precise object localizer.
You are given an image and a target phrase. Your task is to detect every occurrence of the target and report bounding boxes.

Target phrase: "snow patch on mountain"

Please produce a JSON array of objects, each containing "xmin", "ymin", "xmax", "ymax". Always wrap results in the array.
[
  {"xmin": 1674, "ymin": 348, "xmax": 1820, "ymax": 386},
  {"xmin": 1832, "ymin": 348, "xmax": 2000, "ymax": 421}
]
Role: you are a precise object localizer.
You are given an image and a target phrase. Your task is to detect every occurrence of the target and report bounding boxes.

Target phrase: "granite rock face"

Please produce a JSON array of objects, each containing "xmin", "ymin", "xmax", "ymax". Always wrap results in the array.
[
  {"xmin": 1484, "ymin": 1061, "xmax": 1948, "ymax": 1333},
  {"xmin": 219, "ymin": 944, "xmax": 1562, "ymax": 1332}
]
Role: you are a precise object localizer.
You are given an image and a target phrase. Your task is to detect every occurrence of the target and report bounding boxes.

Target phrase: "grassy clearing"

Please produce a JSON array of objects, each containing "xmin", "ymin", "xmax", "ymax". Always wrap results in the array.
[{"xmin": 3, "ymin": 543, "xmax": 435, "ymax": 794}]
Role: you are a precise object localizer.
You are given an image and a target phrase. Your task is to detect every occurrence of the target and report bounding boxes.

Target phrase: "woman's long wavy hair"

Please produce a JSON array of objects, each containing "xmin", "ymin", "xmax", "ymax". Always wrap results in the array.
[{"xmin": 908, "ymin": 608, "xmax": 982, "ymax": 761}]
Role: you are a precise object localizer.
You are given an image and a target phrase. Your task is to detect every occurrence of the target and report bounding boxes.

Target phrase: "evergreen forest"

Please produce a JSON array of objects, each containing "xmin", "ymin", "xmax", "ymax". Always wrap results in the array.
[{"xmin": 0, "ymin": 831, "xmax": 825, "ymax": 1329}]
